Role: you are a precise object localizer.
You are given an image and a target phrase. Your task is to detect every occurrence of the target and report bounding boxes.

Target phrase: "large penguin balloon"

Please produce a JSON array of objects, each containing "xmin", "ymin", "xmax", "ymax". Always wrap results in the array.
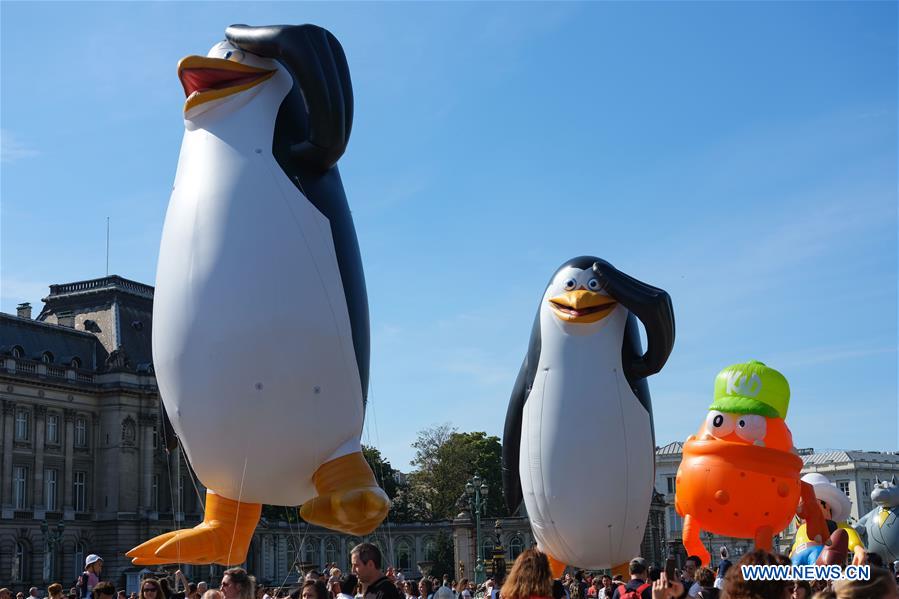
[
  {"xmin": 128, "ymin": 24, "xmax": 389, "ymax": 566},
  {"xmin": 503, "ymin": 257, "xmax": 675, "ymax": 574}
]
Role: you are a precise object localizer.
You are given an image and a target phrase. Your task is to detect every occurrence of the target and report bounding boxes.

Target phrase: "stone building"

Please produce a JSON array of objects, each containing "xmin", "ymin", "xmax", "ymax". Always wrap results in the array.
[{"xmin": 655, "ymin": 441, "xmax": 899, "ymax": 566}]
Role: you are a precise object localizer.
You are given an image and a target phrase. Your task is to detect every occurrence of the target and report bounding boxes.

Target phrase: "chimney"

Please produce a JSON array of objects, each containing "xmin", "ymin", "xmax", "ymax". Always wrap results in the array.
[{"xmin": 16, "ymin": 302, "xmax": 32, "ymax": 319}]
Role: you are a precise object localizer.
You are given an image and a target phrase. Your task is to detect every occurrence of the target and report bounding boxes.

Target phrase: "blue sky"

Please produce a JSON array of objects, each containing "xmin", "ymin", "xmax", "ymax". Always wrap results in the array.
[{"xmin": 2, "ymin": 2, "xmax": 896, "ymax": 471}]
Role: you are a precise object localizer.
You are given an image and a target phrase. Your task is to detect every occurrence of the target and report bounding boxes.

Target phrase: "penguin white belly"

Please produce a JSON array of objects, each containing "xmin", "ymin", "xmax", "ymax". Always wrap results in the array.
[
  {"xmin": 153, "ymin": 83, "xmax": 363, "ymax": 506},
  {"xmin": 519, "ymin": 309, "xmax": 654, "ymax": 568}
]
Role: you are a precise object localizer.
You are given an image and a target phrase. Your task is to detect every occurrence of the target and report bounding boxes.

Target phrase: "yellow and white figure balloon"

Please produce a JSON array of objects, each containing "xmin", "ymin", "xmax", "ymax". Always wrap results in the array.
[
  {"xmin": 503, "ymin": 257, "xmax": 675, "ymax": 574},
  {"xmin": 128, "ymin": 24, "xmax": 388, "ymax": 566}
]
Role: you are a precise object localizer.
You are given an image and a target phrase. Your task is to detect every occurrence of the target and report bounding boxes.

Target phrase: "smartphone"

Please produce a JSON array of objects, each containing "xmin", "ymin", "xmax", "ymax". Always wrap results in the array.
[{"xmin": 665, "ymin": 557, "xmax": 677, "ymax": 581}]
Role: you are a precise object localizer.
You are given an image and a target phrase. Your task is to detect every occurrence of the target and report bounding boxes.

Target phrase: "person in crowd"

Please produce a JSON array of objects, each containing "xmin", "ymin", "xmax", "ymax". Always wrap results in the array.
[
  {"xmin": 650, "ymin": 573, "xmax": 684, "ymax": 599},
  {"xmin": 456, "ymin": 580, "xmax": 471, "ymax": 599},
  {"xmin": 70, "ymin": 589, "xmax": 78, "ymax": 599},
  {"xmin": 552, "ymin": 581, "xmax": 566, "ymax": 599},
  {"xmin": 832, "ymin": 567, "xmax": 899, "ymax": 599},
  {"xmin": 792, "ymin": 581, "xmax": 812, "ymax": 599},
  {"xmin": 722, "ymin": 549, "xmax": 793, "ymax": 599},
  {"xmin": 220, "ymin": 568, "xmax": 255, "ymax": 599},
  {"xmin": 611, "ymin": 557, "xmax": 652, "ymax": 599},
  {"xmin": 117, "ymin": 592, "xmax": 127, "ymax": 599},
  {"xmin": 596, "ymin": 576, "xmax": 614, "ymax": 599},
  {"xmin": 431, "ymin": 588, "xmax": 452, "ymax": 599},
  {"xmin": 141, "ymin": 578, "xmax": 162, "ymax": 599},
  {"xmin": 197, "ymin": 586, "xmax": 208, "ymax": 598},
  {"xmin": 500, "ymin": 548, "xmax": 553, "ymax": 599},
  {"xmin": 0, "ymin": 589, "xmax": 10, "ymax": 599},
  {"xmin": 692, "ymin": 568, "xmax": 716, "ymax": 599},
  {"xmin": 201, "ymin": 591, "xmax": 223, "ymax": 599},
  {"xmin": 401, "ymin": 582, "xmax": 415, "ymax": 599},
  {"xmin": 350, "ymin": 542, "xmax": 400, "ymax": 599},
  {"xmin": 17, "ymin": 593, "xmax": 25, "ymax": 599},
  {"xmin": 647, "ymin": 568, "xmax": 661, "ymax": 584},
  {"xmin": 714, "ymin": 548, "xmax": 731, "ymax": 591},
  {"xmin": 92, "ymin": 583, "xmax": 115, "ymax": 599},
  {"xmin": 79, "ymin": 555, "xmax": 104, "ymax": 599},
  {"xmin": 679, "ymin": 557, "xmax": 701, "ymax": 598},
  {"xmin": 867, "ymin": 553, "xmax": 886, "ymax": 568},
  {"xmin": 336, "ymin": 575, "xmax": 358, "ymax": 599},
  {"xmin": 30, "ymin": 588, "xmax": 40, "ymax": 599},
  {"xmin": 417, "ymin": 581, "xmax": 433, "ymax": 599},
  {"xmin": 48, "ymin": 585, "xmax": 65, "ymax": 599},
  {"xmin": 301, "ymin": 582, "xmax": 328, "ymax": 599}
]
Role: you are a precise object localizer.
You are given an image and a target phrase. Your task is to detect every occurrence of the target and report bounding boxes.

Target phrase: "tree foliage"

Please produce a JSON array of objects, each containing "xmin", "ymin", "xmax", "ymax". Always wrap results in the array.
[{"xmin": 408, "ymin": 424, "xmax": 505, "ymax": 521}]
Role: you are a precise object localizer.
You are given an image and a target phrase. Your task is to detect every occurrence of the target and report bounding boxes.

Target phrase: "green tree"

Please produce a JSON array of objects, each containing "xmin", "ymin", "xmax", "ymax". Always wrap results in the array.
[
  {"xmin": 408, "ymin": 424, "xmax": 505, "ymax": 520},
  {"xmin": 363, "ymin": 444, "xmax": 420, "ymax": 523},
  {"xmin": 428, "ymin": 531, "xmax": 457, "ymax": 580}
]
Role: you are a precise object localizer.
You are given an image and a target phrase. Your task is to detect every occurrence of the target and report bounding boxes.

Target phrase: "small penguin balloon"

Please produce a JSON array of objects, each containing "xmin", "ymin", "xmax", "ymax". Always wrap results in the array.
[
  {"xmin": 127, "ymin": 24, "xmax": 389, "ymax": 566},
  {"xmin": 502, "ymin": 257, "xmax": 675, "ymax": 574}
]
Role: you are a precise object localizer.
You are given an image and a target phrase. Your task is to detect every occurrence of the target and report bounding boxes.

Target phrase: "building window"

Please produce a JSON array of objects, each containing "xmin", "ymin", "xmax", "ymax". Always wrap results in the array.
[
  {"xmin": 863, "ymin": 480, "xmax": 871, "ymax": 495},
  {"xmin": 667, "ymin": 477, "xmax": 676, "ymax": 494},
  {"xmin": 47, "ymin": 414, "xmax": 59, "ymax": 444},
  {"xmin": 395, "ymin": 540, "xmax": 412, "ymax": 572},
  {"xmin": 15, "ymin": 410, "xmax": 30, "ymax": 440},
  {"xmin": 509, "ymin": 536, "xmax": 524, "ymax": 560},
  {"xmin": 668, "ymin": 506, "xmax": 684, "ymax": 534},
  {"xmin": 424, "ymin": 539, "xmax": 437, "ymax": 561},
  {"xmin": 42, "ymin": 351, "xmax": 54, "ymax": 364},
  {"xmin": 75, "ymin": 417, "xmax": 87, "ymax": 447},
  {"xmin": 152, "ymin": 474, "xmax": 159, "ymax": 511},
  {"xmin": 71, "ymin": 357, "xmax": 82, "ymax": 369},
  {"xmin": 838, "ymin": 481, "xmax": 850, "ymax": 497},
  {"xmin": 74, "ymin": 471, "xmax": 87, "ymax": 511},
  {"xmin": 325, "ymin": 539, "xmax": 338, "ymax": 566},
  {"xmin": 153, "ymin": 425, "xmax": 158, "ymax": 449},
  {"xmin": 74, "ymin": 541, "xmax": 86, "ymax": 577},
  {"xmin": 45, "ymin": 468, "xmax": 59, "ymax": 511},
  {"xmin": 14, "ymin": 541, "xmax": 27, "ymax": 581},
  {"xmin": 13, "ymin": 465, "xmax": 28, "ymax": 509},
  {"xmin": 12, "ymin": 346, "xmax": 24, "ymax": 359},
  {"xmin": 303, "ymin": 540, "xmax": 317, "ymax": 566}
]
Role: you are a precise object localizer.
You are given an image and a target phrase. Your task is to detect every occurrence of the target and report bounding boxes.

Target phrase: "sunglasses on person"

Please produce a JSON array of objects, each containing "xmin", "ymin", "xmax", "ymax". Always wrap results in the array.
[{"xmin": 142, "ymin": 589, "xmax": 158, "ymax": 595}]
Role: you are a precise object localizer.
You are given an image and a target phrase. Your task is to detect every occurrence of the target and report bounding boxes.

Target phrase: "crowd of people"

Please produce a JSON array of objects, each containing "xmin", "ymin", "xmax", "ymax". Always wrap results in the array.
[{"xmin": 3, "ymin": 542, "xmax": 898, "ymax": 599}]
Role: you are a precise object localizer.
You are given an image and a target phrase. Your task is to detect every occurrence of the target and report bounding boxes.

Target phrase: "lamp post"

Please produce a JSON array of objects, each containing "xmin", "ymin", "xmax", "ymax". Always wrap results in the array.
[
  {"xmin": 465, "ymin": 475, "xmax": 490, "ymax": 585},
  {"xmin": 41, "ymin": 519, "xmax": 65, "ymax": 583}
]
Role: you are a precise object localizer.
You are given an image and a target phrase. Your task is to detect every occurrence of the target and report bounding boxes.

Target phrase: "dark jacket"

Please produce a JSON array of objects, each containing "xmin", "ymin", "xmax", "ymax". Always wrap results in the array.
[{"xmin": 364, "ymin": 577, "xmax": 401, "ymax": 599}]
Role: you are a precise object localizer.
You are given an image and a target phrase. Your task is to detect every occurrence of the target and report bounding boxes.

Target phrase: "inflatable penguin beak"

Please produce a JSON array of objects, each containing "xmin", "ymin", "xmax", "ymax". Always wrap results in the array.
[
  {"xmin": 548, "ymin": 290, "xmax": 617, "ymax": 323},
  {"xmin": 177, "ymin": 56, "xmax": 276, "ymax": 114}
]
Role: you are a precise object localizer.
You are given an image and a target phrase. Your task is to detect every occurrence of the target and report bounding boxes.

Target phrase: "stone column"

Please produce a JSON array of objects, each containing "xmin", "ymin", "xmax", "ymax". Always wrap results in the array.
[
  {"xmin": 139, "ymin": 413, "xmax": 157, "ymax": 514},
  {"xmin": 1, "ymin": 400, "xmax": 14, "ymax": 517},
  {"xmin": 34, "ymin": 404, "xmax": 47, "ymax": 516},
  {"xmin": 63, "ymin": 409, "xmax": 75, "ymax": 519},
  {"xmin": 172, "ymin": 446, "xmax": 183, "ymax": 521}
]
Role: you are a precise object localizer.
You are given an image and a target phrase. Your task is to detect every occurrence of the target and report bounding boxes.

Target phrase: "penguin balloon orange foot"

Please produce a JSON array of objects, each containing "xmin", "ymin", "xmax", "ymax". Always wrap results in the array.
[
  {"xmin": 675, "ymin": 361, "xmax": 828, "ymax": 565},
  {"xmin": 127, "ymin": 492, "xmax": 261, "ymax": 565}
]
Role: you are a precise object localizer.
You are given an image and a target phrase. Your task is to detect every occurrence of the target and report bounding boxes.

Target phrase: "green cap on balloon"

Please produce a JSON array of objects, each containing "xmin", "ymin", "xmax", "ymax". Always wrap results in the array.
[{"xmin": 709, "ymin": 360, "xmax": 790, "ymax": 419}]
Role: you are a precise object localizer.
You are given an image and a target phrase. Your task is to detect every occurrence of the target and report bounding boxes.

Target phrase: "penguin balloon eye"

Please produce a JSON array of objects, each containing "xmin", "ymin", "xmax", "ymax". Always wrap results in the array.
[
  {"xmin": 704, "ymin": 410, "xmax": 735, "ymax": 437},
  {"xmin": 587, "ymin": 278, "xmax": 600, "ymax": 291},
  {"xmin": 563, "ymin": 278, "xmax": 577, "ymax": 291},
  {"xmin": 734, "ymin": 414, "xmax": 766, "ymax": 443},
  {"xmin": 224, "ymin": 51, "xmax": 233, "ymax": 59},
  {"xmin": 223, "ymin": 49, "xmax": 245, "ymax": 62}
]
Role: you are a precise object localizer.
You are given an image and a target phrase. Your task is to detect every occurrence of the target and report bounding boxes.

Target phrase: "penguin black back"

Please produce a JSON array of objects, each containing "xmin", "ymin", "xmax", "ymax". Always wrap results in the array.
[{"xmin": 224, "ymin": 24, "xmax": 369, "ymax": 404}]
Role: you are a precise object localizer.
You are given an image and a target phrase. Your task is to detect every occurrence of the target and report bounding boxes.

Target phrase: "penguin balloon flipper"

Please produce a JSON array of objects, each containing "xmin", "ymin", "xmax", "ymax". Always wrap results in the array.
[
  {"xmin": 502, "ymin": 358, "xmax": 528, "ymax": 514},
  {"xmin": 592, "ymin": 260, "xmax": 675, "ymax": 380},
  {"xmin": 225, "ymin": 24, "xmax": 353, "ymax": 171}
]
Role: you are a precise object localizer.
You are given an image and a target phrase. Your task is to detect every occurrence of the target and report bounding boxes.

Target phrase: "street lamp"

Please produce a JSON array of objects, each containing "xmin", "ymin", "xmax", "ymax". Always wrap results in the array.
[
  {"xmin": 41, "ymin": 520, "xmax": 65, "ymax": 583},
  {"xmin": 465, "ymin": 475, "xmax": 490, "ymax": 585}
]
